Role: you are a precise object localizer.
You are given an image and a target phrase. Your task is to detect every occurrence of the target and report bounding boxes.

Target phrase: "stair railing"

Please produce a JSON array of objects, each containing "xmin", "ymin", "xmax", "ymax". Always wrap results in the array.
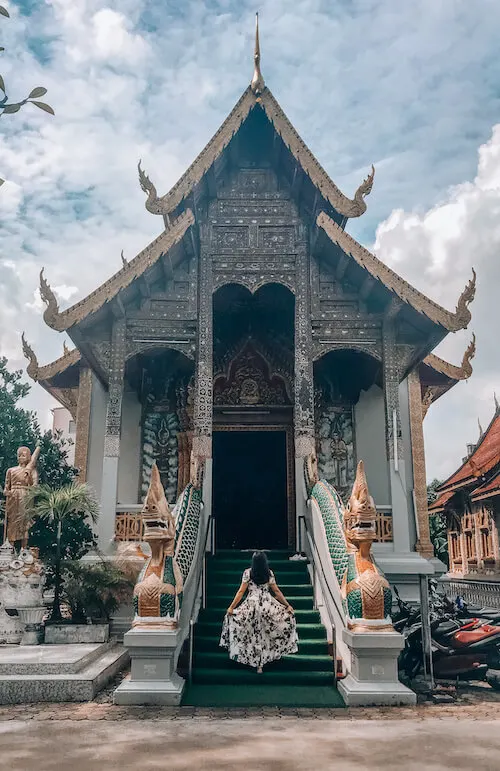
[
  {"xmin": 299, "ymin": 513, "xmax": 345, "ymax": 682},
  {"xmin": 188, "ymin": 513, "xmax": 214, "ymax": 686}
]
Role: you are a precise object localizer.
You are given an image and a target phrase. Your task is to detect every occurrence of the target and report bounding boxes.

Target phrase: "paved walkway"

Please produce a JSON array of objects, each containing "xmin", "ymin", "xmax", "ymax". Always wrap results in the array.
[{"xmin": 1, "ymin": 702, "xmax": 500, "ymax": 771}]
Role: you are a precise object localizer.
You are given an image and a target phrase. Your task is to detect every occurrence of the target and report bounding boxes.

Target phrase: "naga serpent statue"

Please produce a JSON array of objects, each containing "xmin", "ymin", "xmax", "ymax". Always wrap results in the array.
[
  {"xmin": 305, "ymin": 454, "xmax": 393, "ymax": 633},
  {"xmin": 132, "ymin": 455, "xmax": 203, "ymax": 629}
]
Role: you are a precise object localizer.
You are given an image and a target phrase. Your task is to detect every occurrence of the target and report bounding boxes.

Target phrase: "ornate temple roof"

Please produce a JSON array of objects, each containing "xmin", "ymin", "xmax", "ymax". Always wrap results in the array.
[
  {"xmin": 317, "ymin": 212, "xmax": 476, "ymax": 334},
  {"xmin": 435, "ymin": 404, "xmax": 500, "ymax": 496},
  {"xmin": 137, "ymin": 87, "xmax": 375, "ymax": 222},
  {"xmin": 32, "ymin": 16, "xmax": 476, "ymax": 389},
  {"xmin": 38, "ymin": 209, "xmax": 194, "ymax": 332}
]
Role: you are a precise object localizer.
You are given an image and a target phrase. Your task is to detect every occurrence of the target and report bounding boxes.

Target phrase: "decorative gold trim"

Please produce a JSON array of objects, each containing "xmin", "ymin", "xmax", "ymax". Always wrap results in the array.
[
  {"xmin": 317, "ymin": 211, "xmax": 475, "ymax": 333},
  {"xmin": 424, "ymin": 333, "xmax": 476, "ymax": 381},
  {"xmin": 250, "ymin": 12, "xmax": 265, "ymax": 96},
  {"xmin": 213, "ymin": 423, "xmax": 296, "ymax": 548},
  {"xmin": 39, "ymin": 209, "xmax": 194, "ymax": 331},
  {"xmin": 74, "ymin": 367, "xmax": 92, "ymax": 481}
]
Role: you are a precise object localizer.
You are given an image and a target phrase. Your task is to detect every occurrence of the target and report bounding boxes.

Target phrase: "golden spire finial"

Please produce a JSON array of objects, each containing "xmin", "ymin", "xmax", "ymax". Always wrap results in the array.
[{"xmin": 250, "ymin": 12, "xmax": 265, "ymax": 95}]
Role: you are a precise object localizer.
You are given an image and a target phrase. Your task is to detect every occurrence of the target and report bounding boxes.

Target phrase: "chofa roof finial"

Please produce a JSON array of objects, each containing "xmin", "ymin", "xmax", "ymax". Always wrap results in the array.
[
  {"xmin": 39, "ymin": 268, "xmax": 60, "ymax": 328},
  {"xmin": 21, "ymin": 332, "xmax": 39, "ymax": 381},
  {"xmin": 460, "ymin": 332, "xmax": 476, "ymax": 379},
  {"xmin": 494, "ymin": 392, "xmax": 499, "ymax": 414},
  {"xmin": 478, "ymin": 417, "xmax": 484, "ymax": 439},
  {"xmin": 251, "ymin": 12, "xmax": 265, "ymax": 96}
]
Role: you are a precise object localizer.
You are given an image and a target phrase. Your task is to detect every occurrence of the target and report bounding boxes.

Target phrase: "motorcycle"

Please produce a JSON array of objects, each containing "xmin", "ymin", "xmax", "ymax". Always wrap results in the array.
[{"xmin": 394, "ymin": 583, "xmax": 500, "ymax": 684}]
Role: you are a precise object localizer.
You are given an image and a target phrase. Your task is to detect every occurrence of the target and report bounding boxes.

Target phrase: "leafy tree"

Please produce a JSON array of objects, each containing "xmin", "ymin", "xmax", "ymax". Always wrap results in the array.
[
  {"xmin": 0, "ymin": 5, "xmax": 54, "ymax": 185},
  {"xmin": 427, "ymin": 479, "xmax": 448, "ymax": 566},
  {"xmin": 24, "ymin": 483, "xmax": 99, "ymax": 622}
]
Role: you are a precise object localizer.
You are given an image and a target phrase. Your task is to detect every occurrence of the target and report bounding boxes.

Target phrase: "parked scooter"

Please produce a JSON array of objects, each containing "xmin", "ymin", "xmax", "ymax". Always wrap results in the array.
[{"xmin": 393, "ymin": 583, "xmax": 500, "ymax": 683}]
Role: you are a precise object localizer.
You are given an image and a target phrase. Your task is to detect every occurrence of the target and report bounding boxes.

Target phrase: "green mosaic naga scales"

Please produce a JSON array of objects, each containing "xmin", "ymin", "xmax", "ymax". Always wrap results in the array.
[
  {"xmin": 132, "ymin": 457, "xmax": 203, "ymax": 629},
  {"xmin": 305, "ymin": 454, "xmax": 393, "ymax": 632}
]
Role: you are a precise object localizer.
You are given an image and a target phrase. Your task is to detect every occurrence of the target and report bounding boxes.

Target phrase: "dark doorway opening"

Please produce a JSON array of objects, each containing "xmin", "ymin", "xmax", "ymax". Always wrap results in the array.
[{"xmin": 213, "ymin": 430, "xmax": 288, "ymax": 550}]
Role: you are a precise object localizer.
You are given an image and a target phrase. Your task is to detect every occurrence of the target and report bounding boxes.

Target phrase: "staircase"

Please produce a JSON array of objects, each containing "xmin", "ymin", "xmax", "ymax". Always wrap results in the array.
[{"xmin": 182, "ymin": 549, "xmax": 344, "ymax": 707}]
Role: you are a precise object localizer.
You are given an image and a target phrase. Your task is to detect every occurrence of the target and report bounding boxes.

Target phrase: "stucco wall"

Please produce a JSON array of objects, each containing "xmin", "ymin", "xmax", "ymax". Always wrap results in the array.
[
  {"xmin": 117, "ymin": 386, "xmax": 142, "ymax": 504},
  {"xmin": 86, "ymin": 374, "xmax": 107, "ymax": 499},
  {"xmin": 354, "ymin": 384, "xmax": 390, "ymax": 506}
]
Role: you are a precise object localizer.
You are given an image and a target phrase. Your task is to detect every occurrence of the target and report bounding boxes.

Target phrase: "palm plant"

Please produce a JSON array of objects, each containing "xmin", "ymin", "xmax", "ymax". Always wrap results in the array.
[{"xmin": 24, "ymin": 483, "xmax": 99, "ymax": 622}]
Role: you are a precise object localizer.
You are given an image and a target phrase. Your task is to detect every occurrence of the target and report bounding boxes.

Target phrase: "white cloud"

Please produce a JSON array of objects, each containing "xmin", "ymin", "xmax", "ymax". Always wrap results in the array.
[{"xmin": 374, "ymin": 125, "xmax": 500, "ymax": 481}]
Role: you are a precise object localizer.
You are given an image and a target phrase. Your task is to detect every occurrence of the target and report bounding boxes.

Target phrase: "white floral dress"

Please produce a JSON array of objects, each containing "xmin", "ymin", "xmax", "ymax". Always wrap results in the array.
[{"xmin": 220, "ymin": 569, "xmax": 299, "ymax": 669}]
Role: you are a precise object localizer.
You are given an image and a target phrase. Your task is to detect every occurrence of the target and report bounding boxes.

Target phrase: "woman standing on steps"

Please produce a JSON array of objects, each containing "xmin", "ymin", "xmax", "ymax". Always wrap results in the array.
[{"xmin": 220, "ymin": 551, "xmax": 298, "ymax": 674}]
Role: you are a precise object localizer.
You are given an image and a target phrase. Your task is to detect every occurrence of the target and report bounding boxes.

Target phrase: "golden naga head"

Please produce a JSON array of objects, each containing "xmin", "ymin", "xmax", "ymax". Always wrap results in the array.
[
  {"xmin": 304, "ymin": 452, "xmax": 319, "ymax": 496},
  {"xmin": 344, "ymin": 461, "xmax": 377, "ymax": 547},
  {"xmin": 189, "ymin": 452, "xmax": 204, "ymax": 490},
  {"xmin": 141, "ymin": 463, "xmax": 175, "ymax": 546}
]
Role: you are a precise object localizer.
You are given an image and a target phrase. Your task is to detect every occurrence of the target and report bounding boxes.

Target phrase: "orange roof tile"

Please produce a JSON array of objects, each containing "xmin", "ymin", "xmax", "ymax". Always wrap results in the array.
[
  {"xmin": 471, "ymin": 470, "xmax": 500, "ymax": 501},
  {"xmin": 439, "ymin": 412, "xmax": 500, "ymax": 493}
]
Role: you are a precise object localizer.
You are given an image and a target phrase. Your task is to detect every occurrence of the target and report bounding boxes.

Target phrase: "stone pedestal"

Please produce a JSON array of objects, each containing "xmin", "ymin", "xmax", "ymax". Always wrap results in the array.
[
  {"xmin": 114, "ymin": 628, "xmax": 184, "ymax": 706},
  {"xmin": 338, "ymin": 630, "xmax": 416, "ymax": 707}
]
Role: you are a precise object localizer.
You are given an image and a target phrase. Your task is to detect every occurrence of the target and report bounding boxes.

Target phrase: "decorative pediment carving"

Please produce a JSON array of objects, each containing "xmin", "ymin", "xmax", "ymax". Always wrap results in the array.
[{"xmin": 213, "ymin": 339, "xmax": 292, "ymax": 407}]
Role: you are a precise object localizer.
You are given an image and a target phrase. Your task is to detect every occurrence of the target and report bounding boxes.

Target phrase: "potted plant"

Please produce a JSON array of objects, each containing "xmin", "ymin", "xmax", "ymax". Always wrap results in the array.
[
  {"xmin": 58, "ymin": 560, "xmax": 134, "ymax": 641},
  {"xmin": 24, "ymin": 481, "xmax": 99, "ymax": 641}
]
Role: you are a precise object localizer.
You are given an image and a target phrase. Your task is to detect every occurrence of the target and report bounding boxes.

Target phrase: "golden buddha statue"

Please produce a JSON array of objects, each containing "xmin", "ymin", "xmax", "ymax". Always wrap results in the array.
[{"xmin": 3, "ymin": 446, "xmax": 40, "ymax": 547}]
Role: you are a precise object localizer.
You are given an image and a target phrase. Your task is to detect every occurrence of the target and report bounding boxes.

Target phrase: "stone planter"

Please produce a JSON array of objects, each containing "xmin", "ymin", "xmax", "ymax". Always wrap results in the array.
[
  {"xmin": 44, "ymin": 623, "xmax": 110, "ymax": 644},
  {"xmin": 17, "ymin": 607, "xmax": 46, "ymax": 645}
]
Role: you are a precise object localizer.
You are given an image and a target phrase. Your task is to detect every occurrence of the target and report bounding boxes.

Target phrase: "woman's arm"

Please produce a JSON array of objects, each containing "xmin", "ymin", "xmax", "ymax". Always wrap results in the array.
[
  {"xmin": 227, "ymin": 581, "xmax": 248, "ymax": 614},
  {"xmin": 270, "ymin": 583, "xmax": 294, "ymax": 613}
]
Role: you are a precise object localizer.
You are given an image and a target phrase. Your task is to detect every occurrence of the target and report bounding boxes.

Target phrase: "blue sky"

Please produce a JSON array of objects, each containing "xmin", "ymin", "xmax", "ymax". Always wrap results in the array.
[{"xmin": 1, "ymin": 0, "xmax": 499, "ymax": 481}]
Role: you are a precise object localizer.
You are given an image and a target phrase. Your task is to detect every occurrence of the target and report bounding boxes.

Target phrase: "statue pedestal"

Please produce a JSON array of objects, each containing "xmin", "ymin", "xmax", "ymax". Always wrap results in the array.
[
  {"xmin": 338, "ymin": 630, "xmax": 416, "ymax": 707},
  {"xmin": 114, "ymin": 628, "xmax": 185, "ymax": 706}
]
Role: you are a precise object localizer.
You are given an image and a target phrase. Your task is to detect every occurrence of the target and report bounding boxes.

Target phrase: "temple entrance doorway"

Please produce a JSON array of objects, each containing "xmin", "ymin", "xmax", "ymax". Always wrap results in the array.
[{"xmin": 212, "ymin": 429, "xmax": 289, "ymax": 550}]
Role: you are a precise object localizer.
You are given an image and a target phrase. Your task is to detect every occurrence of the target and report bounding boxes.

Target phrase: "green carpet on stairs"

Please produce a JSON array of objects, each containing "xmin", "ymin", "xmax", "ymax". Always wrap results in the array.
[
  {"xmin": 183, "ymin": 684, "xmax": 344, "ymax": 708},
  {"xmin": 182, "ymin": 549, "xmax": 344, "ymax": 708}
]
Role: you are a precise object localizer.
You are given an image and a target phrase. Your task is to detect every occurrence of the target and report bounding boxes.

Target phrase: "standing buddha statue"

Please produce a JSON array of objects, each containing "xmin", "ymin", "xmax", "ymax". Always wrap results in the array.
[{"xmin": 2, "ymin": 446, "xmax": 40, "ymax": 547}]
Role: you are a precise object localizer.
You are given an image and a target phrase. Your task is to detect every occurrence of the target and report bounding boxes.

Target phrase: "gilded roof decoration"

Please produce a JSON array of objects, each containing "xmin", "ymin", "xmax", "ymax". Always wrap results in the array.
[
  {"xmin": 39, "ymin": 268, "xmax": 60, "ymax": 328},
  {"xmin": 424, "ymin": 333, "xmax": 476, "ymax": 381},
  {"xmin": 316, "ymin": 211, "xmax": 475, "ymax": 333},
  {"xmin": 251, "ymin": 13, "xmax": 265, "ymax": 96},
  {"xmin": 39, "ymin": 209, "xmax": 194, "ymax": 331},
  {"xmin": 121, "ymin": 250, "xmax": 128, "ymax": 267},
  {"xmin": 21, "ymin": 332, "xmax": 39, "ymax": 380},
  {"xmin": 135, "ymin": 85, "xmax": 374, "ymax": 220},
  {"xmin": 453, "ymin": 268, "xmax": 476, "ymax": 331},
  {"xmin": 138, "ymin": 161, "xmax": 165, "ymax": 217}
]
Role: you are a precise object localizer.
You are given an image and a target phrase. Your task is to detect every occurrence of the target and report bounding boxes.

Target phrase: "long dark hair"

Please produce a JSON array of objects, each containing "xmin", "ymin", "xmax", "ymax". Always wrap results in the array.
[{"xmin": 250, "ymin": 551, "xmax": 271, "ymax": 585}]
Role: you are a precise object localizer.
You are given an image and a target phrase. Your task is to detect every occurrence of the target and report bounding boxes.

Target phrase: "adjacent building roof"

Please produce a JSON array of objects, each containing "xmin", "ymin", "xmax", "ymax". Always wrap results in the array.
[
  {"xmin": 428, "ymin": 489, "xmax": 455, "ymax": 514},
  {"xmin": 438, "ymin": 408, "xmax": 500, "ymax": 494},
  {"xmin": 471, "ymin": 470, "xmax": 500, "ymax": 502}
]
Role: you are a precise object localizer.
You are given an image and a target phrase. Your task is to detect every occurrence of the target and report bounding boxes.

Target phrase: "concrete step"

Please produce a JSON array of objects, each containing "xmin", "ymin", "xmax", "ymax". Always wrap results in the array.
[
  {"xmin": 0, "ymin": 642, "xmax": 111, "ymax": 676},
  {"xmin": 0, "ymin": 644, "xmax": 129, "ymax": 704}
]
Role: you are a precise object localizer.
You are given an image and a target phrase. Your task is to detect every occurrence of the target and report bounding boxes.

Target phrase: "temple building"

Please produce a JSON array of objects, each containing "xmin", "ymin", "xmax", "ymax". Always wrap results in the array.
[
  {"xmin": 430, "ymin": 399, "xmax": 500, "ymax": 600},
  {"xmin": 22, "ymin": 21, "xmax": 478, "ymax": 598}
]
